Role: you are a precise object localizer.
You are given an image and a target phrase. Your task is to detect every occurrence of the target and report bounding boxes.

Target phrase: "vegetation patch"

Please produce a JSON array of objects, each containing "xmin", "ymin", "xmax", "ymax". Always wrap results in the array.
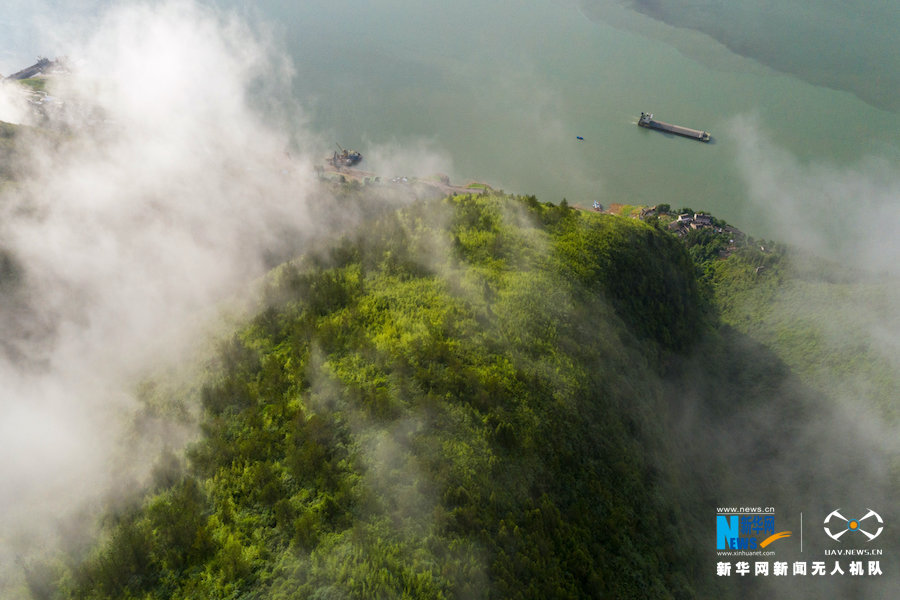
[{"xmin": 29, "ymin": 192, "xmax": 898, "ymax": 600}]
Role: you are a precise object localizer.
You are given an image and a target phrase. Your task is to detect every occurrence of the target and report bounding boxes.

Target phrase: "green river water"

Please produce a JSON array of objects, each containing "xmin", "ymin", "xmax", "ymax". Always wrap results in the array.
[{"xmin": 4, "ymin": 0, "xmax": 899, "ymax": 240}]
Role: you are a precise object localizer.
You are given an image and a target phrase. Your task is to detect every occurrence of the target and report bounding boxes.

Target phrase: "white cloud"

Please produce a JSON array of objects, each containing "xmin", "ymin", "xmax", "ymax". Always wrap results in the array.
[
  {"xmin": 732, "ymin": 114, "xmax": 900, "ymax": 276},
  {"xmin": 0, "ymin": 0, "xmax": 320, "ymax": 585}
]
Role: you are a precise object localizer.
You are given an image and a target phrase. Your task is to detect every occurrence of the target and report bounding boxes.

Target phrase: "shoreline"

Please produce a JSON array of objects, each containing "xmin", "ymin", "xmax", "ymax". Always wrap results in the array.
[{"xmin": 318, "ymin": 162, "xmax": 493, "ymax": 199}]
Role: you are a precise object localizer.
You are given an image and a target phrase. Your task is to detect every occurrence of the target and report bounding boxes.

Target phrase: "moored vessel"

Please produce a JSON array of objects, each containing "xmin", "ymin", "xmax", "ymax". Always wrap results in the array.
[{"xmin": 638, "ymin": 112, "xmax": 710, "ymax": 142}]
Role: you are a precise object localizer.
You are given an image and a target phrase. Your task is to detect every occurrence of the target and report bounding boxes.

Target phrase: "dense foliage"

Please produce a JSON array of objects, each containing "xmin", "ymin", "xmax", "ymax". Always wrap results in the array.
[
  {"xmin": 37, "ymin": 195, "xmax": 711, "ymax": 599},
  {"xmin": 707, "ymin": 246, "xmax": 900, "ymax": 417},
  {"xmin": 32, "ymin": 192, "xmax": 898, "ymax": 599},
  {"xmin": 0, "ymin": 120, "xmax": 21, "ymax": 182}
]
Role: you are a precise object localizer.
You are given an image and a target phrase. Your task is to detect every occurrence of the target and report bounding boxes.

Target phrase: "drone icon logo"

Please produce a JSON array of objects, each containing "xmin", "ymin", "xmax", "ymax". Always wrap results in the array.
[{"xmin": 823, "ymin": 509, "xmax": 883, "ymax": 542}]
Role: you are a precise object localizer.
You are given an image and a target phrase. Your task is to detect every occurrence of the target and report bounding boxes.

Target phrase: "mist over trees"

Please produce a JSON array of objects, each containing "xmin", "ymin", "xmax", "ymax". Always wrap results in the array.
[
  {"xmin": 2, "ymin": 3, "xmax": 898, "ymax": 598},
  {"xmin": 9, "ymin": 192, "xmax": 892, "ymax": 599}
]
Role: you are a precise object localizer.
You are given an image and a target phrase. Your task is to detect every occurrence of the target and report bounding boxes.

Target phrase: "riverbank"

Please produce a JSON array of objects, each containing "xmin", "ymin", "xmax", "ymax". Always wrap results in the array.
[{"xmin": 318, "ymin": 161, "xmax": 494, "ymax": 200}]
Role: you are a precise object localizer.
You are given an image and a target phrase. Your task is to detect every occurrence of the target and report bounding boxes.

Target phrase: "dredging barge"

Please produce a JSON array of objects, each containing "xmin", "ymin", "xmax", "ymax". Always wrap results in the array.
[{"xmin": 638, "ymin": 112, "xmax": 710, "ymax": 142}]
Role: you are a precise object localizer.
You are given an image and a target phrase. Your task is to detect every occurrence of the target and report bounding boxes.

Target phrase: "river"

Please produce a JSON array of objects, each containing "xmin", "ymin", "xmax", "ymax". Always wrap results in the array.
[{"xmin": 4, "ymin": 0, "xmax": 899, "ymax": 240}]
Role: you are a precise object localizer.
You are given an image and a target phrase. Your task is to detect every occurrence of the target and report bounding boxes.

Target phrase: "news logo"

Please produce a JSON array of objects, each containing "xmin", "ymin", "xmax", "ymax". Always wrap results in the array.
[
  {"xmin": 717, "ymin": 508, "xmax": 791, "ymax": 551},
  {"xmin": 823, "ymin": 509, "xmax": 883, "ymax": 542}
]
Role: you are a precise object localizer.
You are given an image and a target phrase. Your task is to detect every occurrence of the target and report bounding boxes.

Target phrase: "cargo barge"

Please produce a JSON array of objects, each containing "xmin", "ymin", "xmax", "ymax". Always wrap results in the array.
[{"xmin": 638, "ymin": 112, "xmax": 710, "ymax": 142}]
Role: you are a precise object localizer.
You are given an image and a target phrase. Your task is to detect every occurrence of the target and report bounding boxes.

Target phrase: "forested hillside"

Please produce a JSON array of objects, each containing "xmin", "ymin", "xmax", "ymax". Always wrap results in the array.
[{"xmin": 26, "ymin": 192, "xmax": 897, "ymax": 599}]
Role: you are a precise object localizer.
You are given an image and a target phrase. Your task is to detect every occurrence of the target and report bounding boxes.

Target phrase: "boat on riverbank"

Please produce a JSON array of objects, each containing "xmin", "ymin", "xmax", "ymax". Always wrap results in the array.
[{"xmin": 330, "ymin": 143, "xmax": 363, "ymax": 167}]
